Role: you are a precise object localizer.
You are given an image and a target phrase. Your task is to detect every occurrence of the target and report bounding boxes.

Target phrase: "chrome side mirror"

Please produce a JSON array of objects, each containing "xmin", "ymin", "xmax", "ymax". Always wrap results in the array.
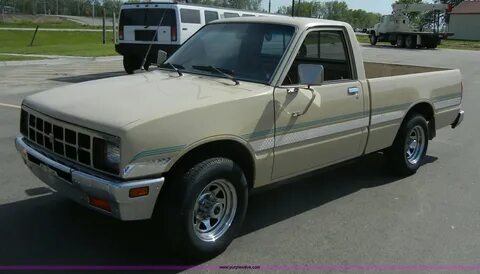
[
  {"xmin": 298, "ymin": 64, "xmax": 324, "ymax": 87},
  {"xmin": 156, "ymin": 50, "xmax": 168, "ymax": 66}
]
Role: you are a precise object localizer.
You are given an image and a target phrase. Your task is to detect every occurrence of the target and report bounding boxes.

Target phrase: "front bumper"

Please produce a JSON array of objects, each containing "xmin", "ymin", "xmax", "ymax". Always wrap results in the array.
[
  {"xmin": 452, "ymin": 110, "xmax": 465, "ymax": 129},
  {"xmin": 15, "ymin": 136, "xmax": 164, "ymax": 221}
]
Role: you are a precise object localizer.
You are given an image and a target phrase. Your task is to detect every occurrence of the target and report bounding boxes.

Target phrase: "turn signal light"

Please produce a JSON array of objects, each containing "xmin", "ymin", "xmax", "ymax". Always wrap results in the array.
[
  {"xmin": 89, "ymin": 196, "xmax": 111, "ymax": 212},
  {"xmin": 129, "ymin": 186, "xmax": 149, "ymax": 198}
]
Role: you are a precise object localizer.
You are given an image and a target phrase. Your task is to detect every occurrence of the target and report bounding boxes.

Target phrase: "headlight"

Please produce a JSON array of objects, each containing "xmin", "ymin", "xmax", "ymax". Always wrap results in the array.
[
  {"xmin": 93, "ymin": 137, "xmax": 120, "ymax": 174},
  {"xmin": 106, "ymin": 142, "xmax": 120, "ymax": 167}
]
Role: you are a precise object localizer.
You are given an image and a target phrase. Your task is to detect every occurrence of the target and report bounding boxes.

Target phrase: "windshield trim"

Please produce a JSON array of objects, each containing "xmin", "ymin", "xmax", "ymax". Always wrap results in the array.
[{"xmin": 164, "ymin": 22, "xmax": 298, "ymax": 86}]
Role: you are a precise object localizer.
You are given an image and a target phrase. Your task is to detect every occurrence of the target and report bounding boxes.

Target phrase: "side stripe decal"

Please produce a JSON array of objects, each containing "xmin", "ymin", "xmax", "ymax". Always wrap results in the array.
[{"xmin": 130, "ymin": 95, "xmax": 462, "ymax": 159}]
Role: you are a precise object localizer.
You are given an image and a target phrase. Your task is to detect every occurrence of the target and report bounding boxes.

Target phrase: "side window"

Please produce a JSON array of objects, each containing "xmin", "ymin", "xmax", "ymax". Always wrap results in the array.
[
  {"xmin": 180, "ymin": 9, "xmax": 201, "ymax": 24},
  {"xmin": 283, "ymin": 30, "xmax": 353, "ymax": 85},
  {"xmin": 242, "ymin": 14, "xmax": 255, "ymax": 17},
  {"xmin": 204, "ymin": 10, "xmax": 219, "ymax": 23},
  {"xmin": 224, "ymin": 12, "xmax": 240, "ymax": 18}
]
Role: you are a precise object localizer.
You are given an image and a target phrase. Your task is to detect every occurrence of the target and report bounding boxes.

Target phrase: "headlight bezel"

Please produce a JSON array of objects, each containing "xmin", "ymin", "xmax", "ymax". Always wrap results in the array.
[{"xmin": 93, "ymin": 137, "xmax": 121, "ymax": 175}]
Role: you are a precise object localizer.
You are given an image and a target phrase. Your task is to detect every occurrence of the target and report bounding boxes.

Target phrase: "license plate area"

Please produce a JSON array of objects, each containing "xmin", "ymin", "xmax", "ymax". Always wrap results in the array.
[
  {"xmin": 28, "ymin": 153, "xmax": 72, "ymax": 182},
  {"xmin": 135, "ymin": 30, "xmax": 156, "ymax": 41}
]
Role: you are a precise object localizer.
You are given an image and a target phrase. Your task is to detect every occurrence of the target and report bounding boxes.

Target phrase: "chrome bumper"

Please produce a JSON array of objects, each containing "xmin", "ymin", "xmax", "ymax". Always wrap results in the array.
[
  {"xmin": 15, "ymin": 136, "xmax": 164, "ymax": 221},
  {"xmin": 452, "ymin": 110, "xmax": 465, "ymax": 129}
]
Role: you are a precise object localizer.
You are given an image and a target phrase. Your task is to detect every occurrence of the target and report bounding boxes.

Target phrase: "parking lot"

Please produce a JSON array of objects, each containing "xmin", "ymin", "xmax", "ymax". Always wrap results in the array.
[{"xmin": 0, "ymin": 46, "xmax": 479, "ymax": 269}]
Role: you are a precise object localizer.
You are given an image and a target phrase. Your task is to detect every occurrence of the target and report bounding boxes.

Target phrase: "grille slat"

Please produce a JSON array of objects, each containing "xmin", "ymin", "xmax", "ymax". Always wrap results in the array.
[{"xmin": 23, "ymin": 110, "xmax": 93, "ymax": 171}]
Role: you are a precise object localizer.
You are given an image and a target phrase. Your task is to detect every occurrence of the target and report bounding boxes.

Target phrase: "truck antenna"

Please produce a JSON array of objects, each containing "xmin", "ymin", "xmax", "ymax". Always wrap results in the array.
[{"xmin": 141, "ymin": 9, "xmax": 167, "ymax": 71}]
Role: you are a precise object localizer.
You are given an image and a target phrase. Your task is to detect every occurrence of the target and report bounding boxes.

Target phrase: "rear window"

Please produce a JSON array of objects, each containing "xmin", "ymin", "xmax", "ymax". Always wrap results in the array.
[
  {"xmin": 224, "ymin": 12, "xmax": 239, "ymax": 18},
  {"xmin": 181, "ymin": 8, "xmax": 201, "ymax": 24},
  {"xmin": 204, "ymin": 10, "xmax": 219, "ymax": 23},
  {"xmin": 120, "ymin": 8, "xmax": 176, "ymax": 27}
]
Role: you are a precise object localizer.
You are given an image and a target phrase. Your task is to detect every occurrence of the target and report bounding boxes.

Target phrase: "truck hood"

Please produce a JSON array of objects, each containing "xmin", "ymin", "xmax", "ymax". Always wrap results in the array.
[{"xmin": 23, "ymin": 70, "xmax": 266, "ymax": 135}]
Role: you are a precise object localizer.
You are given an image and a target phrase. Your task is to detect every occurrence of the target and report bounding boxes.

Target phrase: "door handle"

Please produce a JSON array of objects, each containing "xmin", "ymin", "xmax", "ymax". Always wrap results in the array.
[{"xmin": 348, "ymin": 87, "xmax": 359, "ymax": 96}]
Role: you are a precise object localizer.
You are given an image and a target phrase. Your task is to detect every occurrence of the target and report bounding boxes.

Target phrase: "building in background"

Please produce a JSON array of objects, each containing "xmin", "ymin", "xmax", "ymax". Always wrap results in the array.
[{"xmin": 448, "ymin": 0, "xmax": 480, "ymax": 41}]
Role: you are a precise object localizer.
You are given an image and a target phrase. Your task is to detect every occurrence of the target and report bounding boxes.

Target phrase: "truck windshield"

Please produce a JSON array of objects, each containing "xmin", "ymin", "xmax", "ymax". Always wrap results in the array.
[{"xmin": 164, "ymin": 23, "xmax": 295, "ymax": 84}]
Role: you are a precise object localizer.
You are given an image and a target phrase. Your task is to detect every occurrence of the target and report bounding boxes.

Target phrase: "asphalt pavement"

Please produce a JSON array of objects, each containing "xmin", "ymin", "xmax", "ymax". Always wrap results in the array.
[{"xmin": 0, "ymin": 46, "xmax": 479, "ymax": 272}]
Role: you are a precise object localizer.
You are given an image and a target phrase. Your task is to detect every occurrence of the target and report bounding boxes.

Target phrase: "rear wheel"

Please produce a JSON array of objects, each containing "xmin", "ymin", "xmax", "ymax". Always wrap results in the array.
[
  {"xmin": 123, "ymin": 55, "xmax": 142, "ymax": 74},
  {"xmin": 405, "ymin": 35, "xmax": 416, "ymax": 49},
  {"xmin": 158, "ymin": 157, "xmax": 248, "ymax": 260},
  {"xmin": 369, "ymin": 34, "xmax": 378, "ymax": 46},
  {"xmin": 387, "ymin": 115, "xmax": 429, "ymax": 176},
  {"xmin": 397, "ymin": 35, "xmax": 406, "ymax": 48}
]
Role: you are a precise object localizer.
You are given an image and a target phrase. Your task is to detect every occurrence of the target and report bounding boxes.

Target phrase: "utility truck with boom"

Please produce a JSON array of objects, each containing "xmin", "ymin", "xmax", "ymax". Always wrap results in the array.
[
  {"xmin": 16, "ymin": 16, "xmax": 464, "ymax": 259},
  {"xmin": 369, "ymin": 3, "xmax": 453, "ymax": 48}
]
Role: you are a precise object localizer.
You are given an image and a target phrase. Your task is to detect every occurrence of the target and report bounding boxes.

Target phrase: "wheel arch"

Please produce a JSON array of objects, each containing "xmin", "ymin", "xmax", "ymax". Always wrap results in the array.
[
  {"xmin": 164, "ymin": 136, "xmax": 256, "ymax": 189},
  {"xmin": 400, "ymin": 101, "xmax": 436, "ymax": 140}
]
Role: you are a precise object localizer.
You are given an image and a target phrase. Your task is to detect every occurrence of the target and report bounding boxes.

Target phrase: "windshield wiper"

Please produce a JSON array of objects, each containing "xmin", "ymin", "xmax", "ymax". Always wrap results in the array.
[
  {"xmin": 192, "ymin": 65, "xmax": 239, "ymax": 85},
  {"xmin": 163, "ymin": 62, "xmax": 183, "ymax": 76}
]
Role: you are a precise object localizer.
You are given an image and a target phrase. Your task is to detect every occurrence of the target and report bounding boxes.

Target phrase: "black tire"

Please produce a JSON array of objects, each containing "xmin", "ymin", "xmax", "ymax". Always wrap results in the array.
[
  {"xmin": 369, "ymin": 34, "xmax": 378, "ymax": 46},
  {"xmin": 397, "ymin": 35, "xmax": 406, "ymax": 48},
  {"xmin": 123, "ymin": 55, "xmax": 141, "ymax": 74},
  {"xmin": 390, "ymin": 41, "xmax": 397, "ymax": 46},
  {"xmin": 159, "ymin": 157, "xmax": 248, "ymax": 261},
  {"xmin": 387, "ymin": 115, "xmax": 429, "ymax": 176},
  {"xmin": 405, "ymin": 35, "xmax": 416, "ymax": 49},
  {"xmin": 143, "ymin": 62, "xmax": 151, "ymax": 71}
]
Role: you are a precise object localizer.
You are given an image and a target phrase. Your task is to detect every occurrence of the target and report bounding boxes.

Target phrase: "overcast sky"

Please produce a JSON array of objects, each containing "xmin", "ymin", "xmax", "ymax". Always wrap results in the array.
[{"xmin": 261, "ymin": 0, "xmax": 397, "ymax": 15}]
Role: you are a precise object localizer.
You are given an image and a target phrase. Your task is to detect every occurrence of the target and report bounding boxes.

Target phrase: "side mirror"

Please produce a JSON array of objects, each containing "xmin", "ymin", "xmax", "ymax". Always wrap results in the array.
[
  {"xmin": 298, "ymin": 64, "xmax": 324, "ymax": 87},
  {"xmin": 156, "ymin": 50, "xmax": 168, "ymax": 66}
]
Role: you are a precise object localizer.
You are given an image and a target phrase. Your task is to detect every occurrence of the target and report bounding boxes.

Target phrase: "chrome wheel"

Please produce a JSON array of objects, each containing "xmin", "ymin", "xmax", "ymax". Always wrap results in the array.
[
  {"xmin": 193, "ymin": 179, "xmax": 237, "ymax": 242},
  {"xmin": 405, "ymin": 125, "xmax": 425, "ymax": 165}
]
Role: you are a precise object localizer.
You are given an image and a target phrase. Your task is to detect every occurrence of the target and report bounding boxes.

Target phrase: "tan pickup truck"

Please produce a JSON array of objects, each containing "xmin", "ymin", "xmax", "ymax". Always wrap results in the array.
[{"xmin": 16, "ymin": 16, "xmax": 463, "ymax": 258}]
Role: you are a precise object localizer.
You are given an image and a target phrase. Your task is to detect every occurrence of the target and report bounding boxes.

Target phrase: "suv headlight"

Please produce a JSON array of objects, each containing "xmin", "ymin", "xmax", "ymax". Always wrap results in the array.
[{"xmin": 93, "ymin": 138, "xmax": 120, "ymax": 174}]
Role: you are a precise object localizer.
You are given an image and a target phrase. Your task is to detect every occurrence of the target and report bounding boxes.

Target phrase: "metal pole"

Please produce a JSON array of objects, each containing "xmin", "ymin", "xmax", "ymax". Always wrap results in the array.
[
  {"xmin": 113, "ymin": 11, "xmax": 117, "ymax": 44},
  {"xmin": 291, "ymin": 0, "xmax": 295, "ymax": 17},
  {"xmin": 92, "ymin": 1, "xmax": 95, "ymax": 25},
  {"xmin": 102, "ymin": 8, "xmax": 106, "ymax": 44},
  {"xmin": 268, "ymin": 0, "xmax": 271, "ymax": 13},
  {"xmin": 56, "ymin": 0, "xmax": 58, "ymax": 15},
  {"xmin": 43, "ymin": 0, "xmax": 46, "ymax": 15},
  {"xmin": 30, "ymin": 25, "xmax": 39, "ymax": 46}
]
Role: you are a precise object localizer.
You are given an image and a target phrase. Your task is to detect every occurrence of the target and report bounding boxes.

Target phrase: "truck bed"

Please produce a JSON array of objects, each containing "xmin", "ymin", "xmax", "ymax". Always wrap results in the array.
[
  {"xmin": 365, "ymin": 62, "xmax": 448, "ymax": 79},
  {"xmin": 363, "ymin": 62, "xmax": 462, "ymax": 154}
]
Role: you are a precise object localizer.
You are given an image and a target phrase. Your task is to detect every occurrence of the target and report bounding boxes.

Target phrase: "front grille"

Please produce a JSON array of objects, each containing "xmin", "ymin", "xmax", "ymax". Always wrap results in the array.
[{"xmin": 22, "ymin": 110, "xmax": 93, "ymax": 167}]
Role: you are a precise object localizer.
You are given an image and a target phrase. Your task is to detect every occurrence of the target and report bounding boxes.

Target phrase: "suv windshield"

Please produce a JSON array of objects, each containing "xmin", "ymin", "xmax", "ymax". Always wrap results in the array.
[{"xmin": 164, "ymin": 23, "xmax": 295, "ymax": 84}]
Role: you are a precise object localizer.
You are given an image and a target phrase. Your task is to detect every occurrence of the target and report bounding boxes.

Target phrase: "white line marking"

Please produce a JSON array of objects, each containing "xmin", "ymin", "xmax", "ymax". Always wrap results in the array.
[{"xmin": 0, "ymin": 102, "xmax": 21, "ymax": 109}]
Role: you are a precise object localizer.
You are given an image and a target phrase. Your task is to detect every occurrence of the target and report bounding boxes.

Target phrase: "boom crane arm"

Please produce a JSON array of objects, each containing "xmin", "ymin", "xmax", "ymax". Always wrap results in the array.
[{"xmin": 392, "ymin": 3, "xmax": 449, "ymax": 14}]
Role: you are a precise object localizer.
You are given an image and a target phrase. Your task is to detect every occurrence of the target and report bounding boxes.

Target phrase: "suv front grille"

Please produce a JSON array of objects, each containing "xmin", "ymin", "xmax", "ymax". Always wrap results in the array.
[{"xmin": 23, "ymin": 110, "xmax": 93, "ymax": 166}]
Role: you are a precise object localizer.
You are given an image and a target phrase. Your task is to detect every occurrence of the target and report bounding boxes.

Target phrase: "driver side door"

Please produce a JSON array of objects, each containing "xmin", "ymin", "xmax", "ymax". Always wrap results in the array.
[{"xmin": 272, "ymin": 28, "xmax": 368, "ymax": 180}]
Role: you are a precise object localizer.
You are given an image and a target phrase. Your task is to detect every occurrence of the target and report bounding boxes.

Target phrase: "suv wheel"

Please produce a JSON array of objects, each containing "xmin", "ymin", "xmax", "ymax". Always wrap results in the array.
[
  {"xmin": 123, "ymin": 55, "xmax": 142, "ymax": 74},
  {"xmin": 158, "ymin": 157, "xmax": 248, "ymax": 260},
  {"xmin": 387, "ymin": 114, "xmax": 429, "ymax": 176}
]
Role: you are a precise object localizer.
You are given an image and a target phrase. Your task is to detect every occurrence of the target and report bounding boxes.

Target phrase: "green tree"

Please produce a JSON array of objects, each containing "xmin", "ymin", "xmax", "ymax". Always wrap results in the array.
[
  {"xmin": 190, "ymin": 0, "xmax": 262, "ymax": 11},
  {"xmin": 277, "ymin": 0, "xmax": 381, "ymax": 29}
]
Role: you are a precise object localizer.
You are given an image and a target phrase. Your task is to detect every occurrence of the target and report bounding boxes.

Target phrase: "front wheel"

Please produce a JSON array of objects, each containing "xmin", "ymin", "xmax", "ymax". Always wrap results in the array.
[
  {"xmin": 387, "ymin": 115, "xmax": 429, "ymax": 176},
  {"xmin": 159, "ymin": 158, "xmax": 248, "ymax": 260}
]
